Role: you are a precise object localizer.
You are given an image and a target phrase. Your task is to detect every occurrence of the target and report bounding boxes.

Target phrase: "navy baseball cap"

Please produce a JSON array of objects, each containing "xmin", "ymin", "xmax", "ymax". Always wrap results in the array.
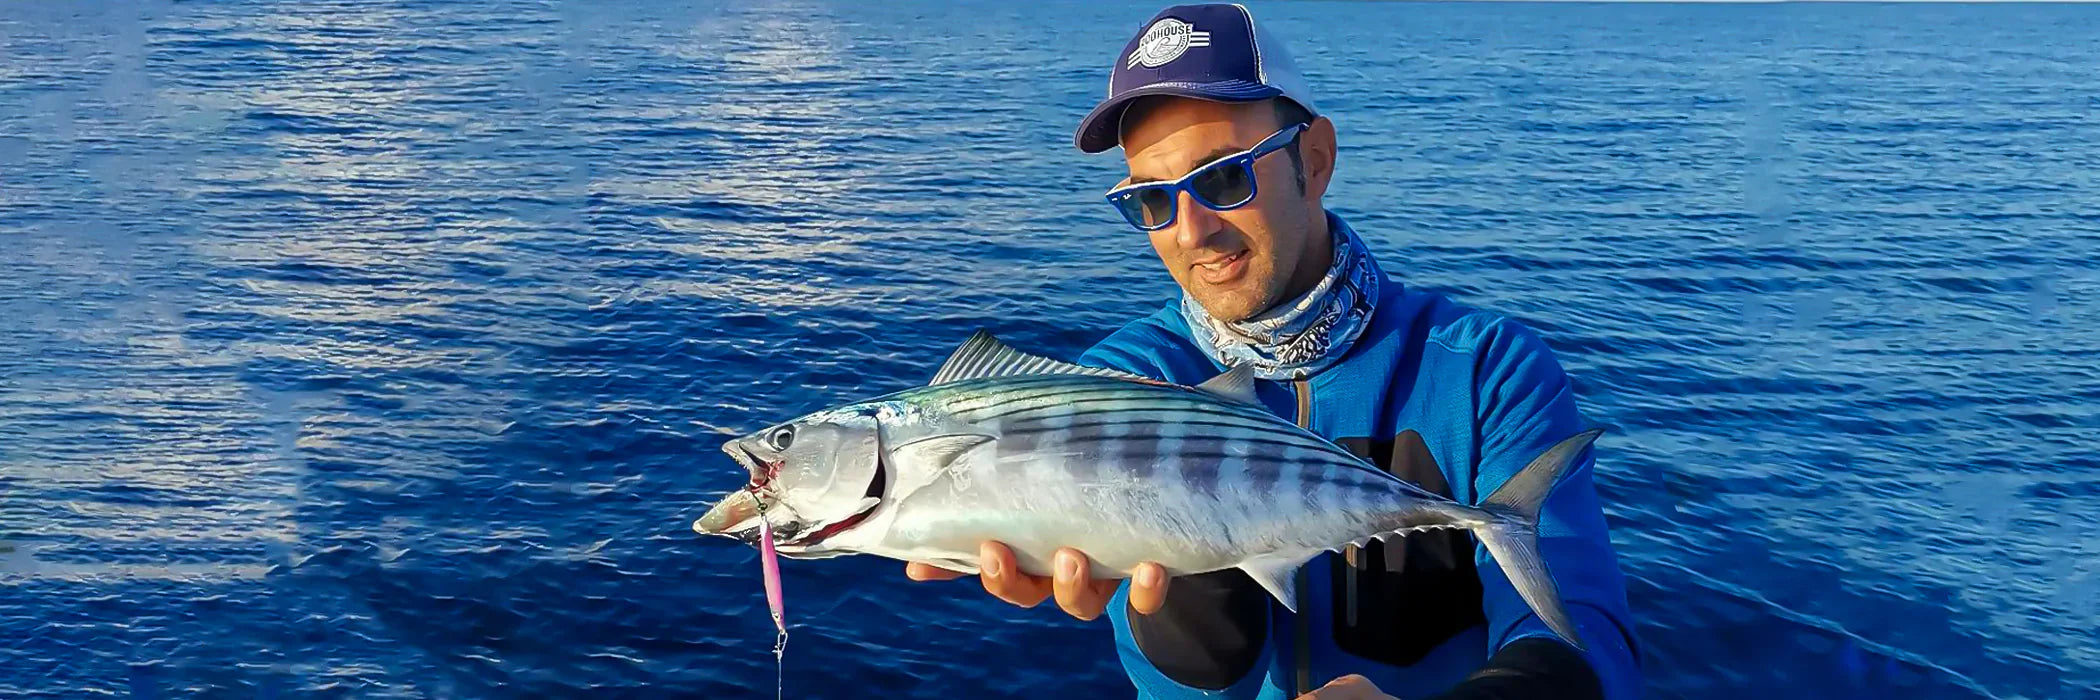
[{"xmin": 1074, "ymin": 3, "xmax": 1319, "ymax": 153}]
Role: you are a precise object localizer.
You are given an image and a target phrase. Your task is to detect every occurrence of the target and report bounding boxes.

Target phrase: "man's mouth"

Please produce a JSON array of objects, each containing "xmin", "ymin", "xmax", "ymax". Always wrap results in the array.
[{"xmin": 1193, "ymin": 250, "xmax": 1250, "ymax": 285}]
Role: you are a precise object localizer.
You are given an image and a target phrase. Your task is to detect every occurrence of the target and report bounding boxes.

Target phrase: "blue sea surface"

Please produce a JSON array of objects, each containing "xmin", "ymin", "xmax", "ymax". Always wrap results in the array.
[{"xmin": 2, "ymin": 1, "xmax": 2096, "ymax": 697}]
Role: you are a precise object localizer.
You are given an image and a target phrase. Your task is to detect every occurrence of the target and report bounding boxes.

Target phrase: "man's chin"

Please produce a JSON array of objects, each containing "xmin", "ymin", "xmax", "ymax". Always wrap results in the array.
[{"xmin": 1187, "ymin": 287, "xmax": 1270, "ymax": 324}]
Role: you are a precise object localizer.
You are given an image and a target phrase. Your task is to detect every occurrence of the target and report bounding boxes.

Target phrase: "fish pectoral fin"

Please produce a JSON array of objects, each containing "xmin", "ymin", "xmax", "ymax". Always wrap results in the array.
[
  {"xmin": 928, "ymin": 330, "xmax": 1150, "ymax": 385},
  {"xmin": 1194, "ymin": 365, "xmax": 1259, "ymax": 405},
  {"xmin": 1237, "ymin": 553, "xmax": 1314, "ymax": 614},
  {"xmin": 891, "ymin": 433, "xmax": 995, "ymax": 471}
]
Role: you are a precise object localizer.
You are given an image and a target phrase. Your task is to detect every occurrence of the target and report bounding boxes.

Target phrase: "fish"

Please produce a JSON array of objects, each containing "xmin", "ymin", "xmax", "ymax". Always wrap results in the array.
[{"xmin": 695, "ymin": 330, "xmax": 1599, "ymax": 649}]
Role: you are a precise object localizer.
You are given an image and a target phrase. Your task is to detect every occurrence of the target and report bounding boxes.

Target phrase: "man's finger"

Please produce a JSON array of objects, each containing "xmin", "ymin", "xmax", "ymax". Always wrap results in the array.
[
  {"xmin": 905, "ymin": 561, "xmax": 967, "ymax": 581},
  {"xmin": 1128, "ymin": 561, "xmax": 1171, "ymax": 615},
  {"xmin": 978, "ymin": 541, "xmax": 1052, "ymax": 607},
  {"xmin": 1088, "ymin": 576, "xmax": 1121, "ymax": 606},
  {"xmin": 1294, "ymin": 675, "xmax": 1390, "ymax": 700},
  {"xmin": 1051, "ymin": 548, "xmax": 1109, "ymax": 620}
]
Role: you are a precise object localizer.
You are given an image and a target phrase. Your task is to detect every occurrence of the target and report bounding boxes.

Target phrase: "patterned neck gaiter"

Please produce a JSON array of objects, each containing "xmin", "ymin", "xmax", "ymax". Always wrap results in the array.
[{"xmin": 1181, "ymin": 212, "xmax": 1384, "ymax": 381}]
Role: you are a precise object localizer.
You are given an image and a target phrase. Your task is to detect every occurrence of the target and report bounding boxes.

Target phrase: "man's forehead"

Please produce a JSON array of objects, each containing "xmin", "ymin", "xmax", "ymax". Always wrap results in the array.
[
  {"xmin": 1126, "ymin": 140, "xmax": 1246, "ymax": 184},
  {"xmin": 1121, "ymin": 102, "xmax": 1268, "ymax": 181}
]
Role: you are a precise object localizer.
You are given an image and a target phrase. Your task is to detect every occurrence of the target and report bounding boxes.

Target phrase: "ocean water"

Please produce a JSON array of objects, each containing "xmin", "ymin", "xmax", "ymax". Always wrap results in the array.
[{"xmin": 1, "ymin": 1, "xmax": 2096, "ymax": 697}]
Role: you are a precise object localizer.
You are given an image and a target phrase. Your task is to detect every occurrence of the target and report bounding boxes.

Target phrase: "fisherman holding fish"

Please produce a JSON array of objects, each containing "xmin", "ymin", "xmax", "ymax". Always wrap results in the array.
[
  {"xmin": 694, "ymin": 3, "xmax": 1644, "ymax": 699},
  {"xmin": 905, "ymin": 4, "xmax": 1642, "ymax": 699}
]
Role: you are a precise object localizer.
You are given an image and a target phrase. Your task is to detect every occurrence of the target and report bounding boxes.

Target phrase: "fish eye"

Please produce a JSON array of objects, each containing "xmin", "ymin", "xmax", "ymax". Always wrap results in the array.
[{"xmin": 766, "ymin": 426, "xmax": 795, "ymax": 451}]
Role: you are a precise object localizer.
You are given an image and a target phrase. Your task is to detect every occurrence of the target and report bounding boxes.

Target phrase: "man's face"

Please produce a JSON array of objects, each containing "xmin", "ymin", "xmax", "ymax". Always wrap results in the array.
[{"xmin": 1118, "ymin": 98, "xmax": 1331, "ymax": 323}]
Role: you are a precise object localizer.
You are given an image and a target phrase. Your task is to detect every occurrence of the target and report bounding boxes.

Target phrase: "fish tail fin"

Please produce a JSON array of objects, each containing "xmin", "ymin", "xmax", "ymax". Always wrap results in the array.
[{"xmin": 1472, "ymin": 428, "xmax": 1603, "ymax": 652}]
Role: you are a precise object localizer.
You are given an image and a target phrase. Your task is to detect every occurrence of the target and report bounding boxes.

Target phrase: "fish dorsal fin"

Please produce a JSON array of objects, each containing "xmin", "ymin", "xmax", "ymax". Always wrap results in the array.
[
  {"xmin": 1237, "ymin": 553, "xmax": 1314, "ymax": 613},
  {"xmin": 1194, "ymin": 365, "xmax": 1259, "ymax": 405},
  {"xmin": 929, "ymin": 330, "xmax": 1146, "ymax": 385}
]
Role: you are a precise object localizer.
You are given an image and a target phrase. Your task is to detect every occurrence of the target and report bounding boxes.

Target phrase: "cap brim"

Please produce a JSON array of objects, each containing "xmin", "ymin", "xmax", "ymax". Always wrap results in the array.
[{"xmin": 1073, "ymin": 79, "xmax": 1285, "ymax": 153}]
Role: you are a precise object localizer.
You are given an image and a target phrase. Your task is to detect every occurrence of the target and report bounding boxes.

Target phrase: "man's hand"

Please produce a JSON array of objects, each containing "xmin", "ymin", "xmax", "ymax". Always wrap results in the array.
[
  {"xmin": 904, "ymin": 541, "xmax": 1171, "ymax": 621},
  {"xmin": 1296, "ymin": 675, "xmax": 1397, "ymax": 700}
]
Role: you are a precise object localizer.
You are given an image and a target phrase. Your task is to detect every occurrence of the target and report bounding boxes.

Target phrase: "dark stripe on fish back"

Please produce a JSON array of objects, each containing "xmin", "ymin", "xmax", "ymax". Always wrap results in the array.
[
  {"xmin": 1007, "ymin": 415, "xmax": 1392, "ymax": 482},
  {"xmin": 1052, "ymin": 433, "xmax": 1329, "ymax": 461},
  {"xmin": 972, "ymin": 391, "xmax": 1222, "ymax": 418},
  {"xmin": 1010, "ymin": 430, "xmax": 1363, "ymax": 498},
  {"xmin": 1029, "ymin": 418, "xmax": 1343, "ymax": 453},
  {"xmin": 1003, "ymin": 411, "xmax": 1294, "ymax": 437},
  {"xmin": 1306, "ymin": 454, "xmax": 1385, "ymax": 489},
  {"xmin": 1244, "ymin": 437, "xmax": 1291, "ymax": 493},
  {"xmin": 998, "ymin": 419, "xmax": 1052, "ymax": 462},
  {"xmin": 956, "ymin": 391, "xmax": 1192, "ymax": 423},
  {"xmin": 950, "ymin": 386, "xmax": 1152, "ymax": 421},
  {"xmin": 1120, "ymin": 420, "xmax": 1161, "ymax": 479},
  {"xmin": 1175, "ymin": 433, "xmax": 1228, "ymax": 497},
  {"xmin": 984, "ymin": 397, "xmax": 1278, "ymax": 424},
  {"xmin": 1050, "ymin": 417, "xmax": 1126, "ymax": 483}
]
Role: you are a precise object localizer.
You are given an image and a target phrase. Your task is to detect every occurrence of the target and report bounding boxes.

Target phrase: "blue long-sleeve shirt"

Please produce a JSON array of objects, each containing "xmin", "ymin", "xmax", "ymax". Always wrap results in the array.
[{"xmin": 1076, "ymin": 272, "xmax": 1641, "ymax": 700}]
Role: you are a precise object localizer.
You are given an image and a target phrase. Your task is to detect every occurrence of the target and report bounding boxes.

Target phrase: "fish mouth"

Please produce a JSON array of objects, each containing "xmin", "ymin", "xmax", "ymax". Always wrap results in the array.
[
  {"xmin": 691, "ymin": 441, "xmax": 889, "ymax": 552},
  {"xmin": 694, "ymin": 489, "xmax": 764, "ymax": 538},
  {"xmin": 693, "ymin": 443, "xmax": 783, "ymax": 541},
  {"xmin": 692, "ymin": 489, "xmax": 836, "ymax": 552},
  {"xmin": 724, "ymin": 443, "xmax": 781, "ymax": 487}
]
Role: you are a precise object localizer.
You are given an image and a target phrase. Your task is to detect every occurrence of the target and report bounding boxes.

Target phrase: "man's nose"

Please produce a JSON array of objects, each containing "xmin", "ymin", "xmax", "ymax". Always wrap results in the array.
[{"xmin": 1170, "ymin": 189, "xmax": 1222, "ymax": 250}]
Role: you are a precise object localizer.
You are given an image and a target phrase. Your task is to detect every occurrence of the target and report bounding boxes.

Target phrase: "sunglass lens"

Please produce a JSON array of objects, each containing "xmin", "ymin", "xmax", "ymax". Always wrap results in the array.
[
  {"xmin": 1191, "ymin": 160, "xmax": 1254, "ymax": 208},
  {"xmin": 1115, "ymin": 187, "xmax": 1177, "ymax": 229},
  {"xmin": 1110, "ymin": 191, "xmax": 1147, "ymax": 229}
]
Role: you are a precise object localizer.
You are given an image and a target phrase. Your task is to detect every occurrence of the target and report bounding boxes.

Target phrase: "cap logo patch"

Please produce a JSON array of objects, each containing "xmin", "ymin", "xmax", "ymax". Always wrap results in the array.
[{"xmin": 1126, "ymin": 18, "xmax": 1211, "ymax": 69}]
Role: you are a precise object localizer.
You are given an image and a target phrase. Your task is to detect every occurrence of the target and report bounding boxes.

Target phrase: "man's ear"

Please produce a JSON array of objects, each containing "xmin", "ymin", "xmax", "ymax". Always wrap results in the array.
[{"xmin": 1301, "ymin": 116, "xmax": 1338, "ymax": 202}]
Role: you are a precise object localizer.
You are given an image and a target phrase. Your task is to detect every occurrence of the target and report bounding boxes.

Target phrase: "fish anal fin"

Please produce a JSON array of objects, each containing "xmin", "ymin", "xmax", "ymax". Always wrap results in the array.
[{"xmin": 1237, "ymin": 553, "xmax": 1314, "ymax": 614}]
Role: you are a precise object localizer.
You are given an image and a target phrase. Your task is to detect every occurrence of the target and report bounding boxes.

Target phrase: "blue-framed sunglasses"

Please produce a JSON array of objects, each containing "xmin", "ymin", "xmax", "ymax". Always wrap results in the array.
[{"xmin": 1105, "ymin": 122, "xmax": 1308, "ymax": 231}]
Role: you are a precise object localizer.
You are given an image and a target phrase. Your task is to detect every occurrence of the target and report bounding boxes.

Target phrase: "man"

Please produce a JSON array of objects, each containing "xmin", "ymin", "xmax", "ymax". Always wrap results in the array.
[{"xmin": 908, "ymin": 5, "xmax": 1640, "ymax": 699}]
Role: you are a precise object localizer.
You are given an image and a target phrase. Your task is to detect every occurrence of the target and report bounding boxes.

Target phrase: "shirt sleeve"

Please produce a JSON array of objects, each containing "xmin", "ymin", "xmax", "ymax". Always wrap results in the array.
[
  {"xmin": 1423, "ymin": 638, "xmax": 1605, "ymax": 700},
  {"xmin": 1464, "ymin": 318, "xmax": 1643, "ymax": 700}
]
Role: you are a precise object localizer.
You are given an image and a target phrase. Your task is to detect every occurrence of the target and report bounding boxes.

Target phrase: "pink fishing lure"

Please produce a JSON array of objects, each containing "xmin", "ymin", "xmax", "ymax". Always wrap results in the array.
[
  {"xmin": 756, "ymin": 516, "xmax": 786, "ymax": 635},
  {"xmin": 757, "ymin": 513, "xmax": 787, "ymax": 700}
]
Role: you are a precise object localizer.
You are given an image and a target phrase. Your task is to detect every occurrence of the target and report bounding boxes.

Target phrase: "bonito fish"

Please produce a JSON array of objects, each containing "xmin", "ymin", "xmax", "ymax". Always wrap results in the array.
[{"xmin": 695, "ymin": 331, "xmax": 1599, "ymax": 649}]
